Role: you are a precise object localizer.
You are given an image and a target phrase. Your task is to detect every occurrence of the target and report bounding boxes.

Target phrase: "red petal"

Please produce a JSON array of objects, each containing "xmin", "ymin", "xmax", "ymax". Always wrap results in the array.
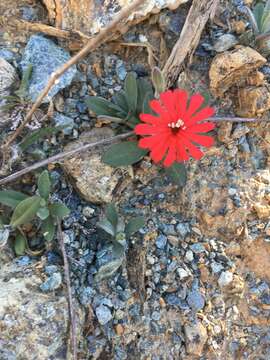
[
  {"xmin": 135, "ymin": 124, "xmax": 166, "ymax": 135},
  {"xmin": 176, "ymin": 139, "xmax": 189, "ymax": 161},
  {"xmin": 174, "ymin": 89, "xmax": 188, "ymax": 118},
  {"xmin": 163, "ymin": 139, "xmax": 177, "ymax": 167},
  {"xmin": 187, "ymin": 107, "xmax": 215, "ymax": 126},
  {"xmin": 179, "ymin": 135, "xmax": 204, "ymax": 160},
  {"xmin": 149, "ymin": 99, "xmax": 172, "ymax": 122},
  {"xmin": 138, "ymin": 134, "xmax": 167, "ymax": 149},
  {"xmin": 186, "ymin": 93, "xmax": 205, "ymax": 117},
  {"xmin": 187, "ymin": 122, "xmax": 215, "ymax": 133},
  {"xmin": 150, "ymin": 136, "xmax": 170, "ymax": 163},
  {"xmin": 139, "ymin": 113, "xmax": 160, "ymax": 124},
  {"xmin": 185, "ymin": 132, "xmax": 214, "ymax": 147},
  {"xmin": 160, "ymin": 90, "xmax": 177, "ymax": 120}
]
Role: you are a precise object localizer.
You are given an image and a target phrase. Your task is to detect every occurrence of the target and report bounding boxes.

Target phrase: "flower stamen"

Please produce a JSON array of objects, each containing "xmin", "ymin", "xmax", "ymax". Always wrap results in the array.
[{"xmin": 168, "ymin": 119, "xmax": 186, "ymax": 130}]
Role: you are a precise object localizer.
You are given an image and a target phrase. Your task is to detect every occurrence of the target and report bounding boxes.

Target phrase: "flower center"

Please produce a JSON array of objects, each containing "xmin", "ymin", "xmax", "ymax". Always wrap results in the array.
[{"xmin": 168, "ymin": 119, "xmax": 186, "ymax": 133}]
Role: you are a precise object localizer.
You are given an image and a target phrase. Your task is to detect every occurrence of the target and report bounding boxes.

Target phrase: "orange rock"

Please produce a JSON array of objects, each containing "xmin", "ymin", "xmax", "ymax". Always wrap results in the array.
[
  {"xmin": 159, "ymin": 297, "xmax": 166, "ymax": 308},
  {"xmin": 246, "ymin": 71, "xmax": 265, "ymax": 86},
  {"xmin": 235, "ymin": 86, "xmax": 270, "ymax": 117},
  {"xmin": 231, "ymin": 20, "xmax": 247, "ymax": 34},
  {"xmin": 115, "ymin": 324, "xmax": 124, "ymax": 336}
]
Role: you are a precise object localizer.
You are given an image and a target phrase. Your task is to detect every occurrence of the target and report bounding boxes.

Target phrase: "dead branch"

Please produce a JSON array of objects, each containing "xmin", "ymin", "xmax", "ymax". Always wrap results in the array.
[
  {"xmin": 57, "ymin": 219, "xmax": 77, "ymax": 360},
  {"xmin": 2, "ymin": 0, "xmax": 145, "ymax": 149},
  {"xmin": 163, "ymin": 0, "xmax": 219, "ymax": 87},
  {"xmin": 211, "ymin": 116, "xmax": 259, "ymax": 122},
  {"xmin": 0, "ymin": 131, "xmax": 133, "ymax": 186},
  {"xmin": 0, "ymin": 16, "xmax": 90, "ymax": 43}
]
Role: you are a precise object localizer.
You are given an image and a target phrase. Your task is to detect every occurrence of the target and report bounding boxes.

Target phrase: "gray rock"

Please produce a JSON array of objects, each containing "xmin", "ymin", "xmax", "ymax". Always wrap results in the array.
[
  {"xmin": 40, "ymin": 272, "xmax": 62, "ymax": 292},
  {"xmin": 211, "ymin": 261, "xmax": 224, "ymax": 274},
  {"xmin": 0, "ymin": 57, "xmax": 18, "ymax": 93},
  {"xmin": 95, "ymin": 304, "xmax": 113, "ymax": 325},
  {"xmin": 177, "ymin": 268, "xmax": 189, "ymax": 280},
  {"xmin": 156, "ymin": 235, "xmax": 167, "ymax": 249},
  {"xmin": 213, "ymin": 34, "xmax": 238, "ymax": 53},
  {"xmin": 116, "ymin": 60, "xmax": 127, "ymax": 81},
  {"xmin": 218, "ymin": 271, "xmax": 233, "ymax": 287},
  {"xmin": 190, "ymin": 243, "xmax": 205, "ymax": 254},
  {"xmin": 54, "ymin": 112, "xmax": 75, "ymax": 135},
  {"xmin": 176, "ymin": 222, "xmax": 190, "ymax": 238},
  {"xmin": 184, "ymin": 321, "xmax": 208, "ymax": 356},
  {"xmin": 186, "ymin": 290, "xmax": 205, "ymax": 311},
  {"xmin": 185, "ymin": 250, "xmax": 194, "ymax": 262},
  {"xmin": 20, "ymin": 35, "xmax": 76, "ymax": 102}
]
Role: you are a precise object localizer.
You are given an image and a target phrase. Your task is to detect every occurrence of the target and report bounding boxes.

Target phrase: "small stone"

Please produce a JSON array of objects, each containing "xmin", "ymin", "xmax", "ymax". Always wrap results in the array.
[
  {"xmin": 235, "ymin": 86, "xmax": 270, "ymax": 117},
  {"xmin": 115, "ymin": 324, "xmax": 124, "ymax": 335},
  {"xmin": 0, "ymin": 57, "xmax": 18, "ymax": 93},
  {"xmin": 210, "ymin": 46, "xmax": 266, "ymax": 97},
  {"xmin": 217, "ymin": 122, "xmax": 233, "ymax": 143},
  {"xmin": 167, "ymin": 235, "xmax": 179, "ymax": 247},
  {"xmin": 254, "ymin": 203, "xmax": 270, "ymax": 219},
  {"xmin": 211, "ymin": 262, "xmax": 224, "ymax": 274},
  {"xmin": 95, "ymin": 304, "xmax": 112, "ymax": 325},
  {"xmin": 45, "ymin": 265, "xmax": 58, "ymax": 275},
  {"xmin": 184, "ymin": 321, "xmax": 208, "ymax": 356},
  {"xmin": 159, "ymin": 297, "xmax": 166, "ymax": 307},
  {"xmin": 54, "ymin": 112, "xmax": 74, "ymax": 135},
  {"xmin": 176, "ymin": 222, "xmax": 190, "ymax": 238},
  {"xmin": 218, "ymin": 271, "xmax": 233, "ymax": 287},
  {"xmin": 20, "ymin": 35, "xmax": 76, "ymax": 102},
  {"xmin": 82, "ymin": 206, "xmax": 95, "ymax": 218},
  {"xmin": 190, "ymin": 243, "xmax": 205, "ymax": 254},
  {"xmin": 156, "ymin": 235, "xmax": 167, "ymax": 249},
  {"xmin": 231, "ymin": 20, "xmax": 247, "ymax": 34},
  {"xmin": 186, "ymin": 290, "xmax": 205, "ymax": 311},
  {"xmin": 213, "ymin": 34, "xmax": 238, "ymax": 53},
  {"xmin": 151, "ymin": 311, "xmax": 161, "ymax": 321},
  {"xmin": 232, "ymin": 125, "xmax": 250, "ymax": 139},
  {"xmin": 185, "ymin": 250, "xmax": 194, "ymax": 262},
  {"xmin": 116, "ymin": 60, "xmax": 127, "ymax": 81},
  {"xmin": 40, "ymin": 272, "xmax": 62, "ymax": 292},
  {"xmin": 177, "ymin": 268, "xmax": 189, "ymax": 280}
]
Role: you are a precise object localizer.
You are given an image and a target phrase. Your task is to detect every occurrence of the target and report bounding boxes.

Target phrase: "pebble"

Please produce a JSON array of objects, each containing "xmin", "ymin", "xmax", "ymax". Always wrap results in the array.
[
  {"xmin": 156, "ymin": 235, "xmax": 167, "ymax": 249},
  {"xmin": 218, "ymin": 271, "xmax": 233, "ymax": 287},
  {"xmin": 190, "ymin": 243, "xmax": 205, "ymax": 254},
  {"xmin": 82, "ymin": 206, "xmax": 95, "ymax": 218},
  {"xmin": 185, "ymin": 250, "xmax": 194, "ymax": 262},
  {"xmin": 177, "ymin": 268, "xmax": 189, "ymax": 280},
  {"xmin": 40, "ymin": 272, "xmax": 62, "ymax": 292},
  {"xmin": 54, "ymin": 112, "xmax": 75, "ymax": 133},
  {"xmin": 176, "ymin": 222, "xmax": 190, "ymax": 238},
  {"xmin": 213, "ymin": 34, "xmax": 238, "ymax": 52},
  {"xmin": 95, "ymin": 304, "xmax": 113, "ymax": 325},
  {"xmin": 186, "ymin": 290, "xmax": 205, "ymax": 311}
]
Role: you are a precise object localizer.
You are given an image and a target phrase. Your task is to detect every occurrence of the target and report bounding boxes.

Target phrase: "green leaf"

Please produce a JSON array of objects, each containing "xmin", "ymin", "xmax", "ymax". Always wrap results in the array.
[
  {"xmin": 151, "ymin": 67, "xmax": 166, "ymax": 96},
  {"xmin": 143, "ymin": 92, "xmax": 155, "ymax": 115},
  {"xmin": 41, "ymin": 216, "xmax": 55, "ymax": 241},
  {"xmin": 38, "ymin": 170, "xmax": 51, "ymax": 200},
  {"xmin": 113, "ymin": 90, "xmax": 129, "ymax": 114},
  {"xmin": 20, "ymin": 127, "xmax": 63, "ymax": 151},
  {"xmin": 97, "ymin": 219, "xmax": 115, "ymax": 236},
  {"xmin": 124, "ymin": 72, "xmax": 138, "ymax": 112},
  {"xmin": 37, "ymin": 207, "xmax": 50, "ymax": 220},
  {"xmin": 49, "ymin": 203, "xmax": 70, "ymax": 219},
  {"xmin": 102, "ymin": 141, "xmax": 148, "ymax": 167},
  {"xmin": 10, "ymin": 196, "xmax": 42, "ymax": 228},
  {"xmin": 125, "ymin": 216, "xmax": 145, "ymax": 239},
  {"xmin": 253, "ymin": 3, "xmax": 265, "ymax": 32},
  {"xmin": 137, "ymin": 78, "xmax": 154, "ymax": 113},
  {"xmin": 15, "ymin": 64, "xmax": 32, "ymax": 100},
  {"xmin": 165, "ymin": 163, "xmax": 187, "ymax": 187},
  {"xmin": 85, "ymin": 96, "xmax": 122, "ymax": 116},
  {"xmin": 0, "ymin": 190, "xmax": 28, "ymax": 208},
  {"xmin": 105, "ymin": 203, "xmax": 118, "ymax": 229},
  {"xmin": 14, "ymin": 233, "xmax": 27, "ymax": 256},
  {"xmin": 94, "ymin": 258, "xmax": 123, "ymax": 282}
]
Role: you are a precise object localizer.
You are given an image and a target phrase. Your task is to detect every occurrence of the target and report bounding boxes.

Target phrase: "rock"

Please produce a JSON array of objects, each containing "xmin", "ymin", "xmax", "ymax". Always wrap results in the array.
[
  {"xmin": 213, "ymin": 34, "xmax": 238, "ymax": 53},
  {"xmin": 95, "ymin": 304, "xmax": 113, "ymax": 325},
  {"xmin": 54, "ymin": 112, "xmax": 75, "ymax": 135},
  {"xmin": 254, "ymin": 203, "xmax": 270, "ymax": 219},
  {"xmin": 176, "ymin": 222, "xmax": 190, "ymax": 238},
  {"xmin": 156, "ymin": 234, "xmax": 167, "ymax": 249},
  {"xmin": 62, "ymin": 128, "xmax": 131, "ymax": 204},
  {"xmin": 246, "ymin": 71, "xmax": 265, "ymax": 86},
  {"xmin": 218, "ymin": 271, "xmax": 233, "ymax": 287},
  {"xmin": 184, "ymin": 321, "xmax": 208, "ymax": 356},
  {"xmin": 186, "ymin": 290, "xmax": 205, "ymax": 311},
  {"xmin": 0, "ymin": 57, "xmax": 18, "ymax": 93},
  {"xmin": 177, "ymin": 268, "xmax": 189, "ymax": 280},
  {"xmin": 185, "ymin": 250, "xmax": 194, "ymax": 262},
  {"xmin": 235, "ymin": 86, "xmax": 270, "ymax": 117},
  {"xmin": 217, "ymin": 122, "xmax": 233, "ymax": 143},
  {"xmin": 20, "ymin": 35, "xmax": 76, "ymax": 102},
  {"xmin": 209, "ymin": 46, "xmax": 266, "ymax": 97},
  {"xmin": 40, "ymin": 272, "xmax": 62, "ymax": 292},
  {"xmin": 231, "ymin": 20, "xmax": 247, "ymax": 34},
  {"xmin": 0, "ymin": 260, "xmax": 83, "ymax": 359},
  {"xmin": 190, "ymin": 243, "xmax": 205, "ymax": 254},
  {"xmin": 232, "ymin": 124, "xmax": 250, "ymax": 139}
]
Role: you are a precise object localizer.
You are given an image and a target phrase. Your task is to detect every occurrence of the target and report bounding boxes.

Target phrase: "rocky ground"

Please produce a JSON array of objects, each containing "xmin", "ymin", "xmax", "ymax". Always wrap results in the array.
[{"xmin": 1, "ymin": 0, "xmax": 270, "ymax": 359}]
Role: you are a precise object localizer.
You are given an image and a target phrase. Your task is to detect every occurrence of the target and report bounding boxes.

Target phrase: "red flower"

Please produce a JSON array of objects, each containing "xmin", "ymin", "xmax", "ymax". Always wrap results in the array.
[{"xmin": 134, "ymin": 89, "xmax": 215, "ymax": 167}]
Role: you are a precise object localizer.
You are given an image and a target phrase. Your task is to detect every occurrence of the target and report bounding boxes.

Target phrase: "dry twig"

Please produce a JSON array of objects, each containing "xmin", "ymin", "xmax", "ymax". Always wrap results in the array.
[
  {"xmin": 163, "ymin": 0, "xmax": 219, "ymax": 87},
  {"xmin": 57, "ymin": 219, "xmax": 77, "ymax": 360},
  {"xmin": 2, "ymin": 0, "xmax": 145, "ymax": 149}
]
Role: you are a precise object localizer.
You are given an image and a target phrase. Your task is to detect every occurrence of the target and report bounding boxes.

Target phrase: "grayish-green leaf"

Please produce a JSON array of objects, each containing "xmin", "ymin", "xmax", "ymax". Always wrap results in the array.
[
  {"xmin": 125, "ymin": 216, "xmax": 145, "ymax": 239},
  {"xmin": 85, "ymin": 96, "xmax": 122, "ymax": 116},
  {"xmin": 105, "ymin": 203, "xmax": 118, "ymax": 229},
  {"xmin": 49, "ymin": 203, "xmax": 70, "ymax": 219},
  {"xmin": 165, "ymin": 163, "xmax": 187, "ymax": 187},
  {"xmin": 41, "ymin": 216, "xmax": 55, "ymax": 241},
  {"xmin": 143, "ymin": 92, "xmax": 155, "ymax": 115},
  {"xmin": 113, "ymin": 90, "xmax": 129, "ymax": 114},
  {"xmin": 38, "ymin": 170, "xmax": 51, "ymax": 200},
  {"xmin": 37, "ymin": 207, "xmax": 50, "ymax": 220},
  {"xmin": 15, "ymin": 64, "xmax": 32, "ymax": 100},
  {"xmin": 151, "ymin": 67, "xmax": 166, "ymax": 97},
  {"xmin": 14, "ymin": 233, "xmax": 27, "ymax": 256},
  {"xmin": 97, "ymin": 219, "xmax": 115, "ymax": 236},
  {"xmin": 253, "ymin": 3, "xmax": 265, "ymax": 32},
  {"xmin": 10, "ymin": 196, "xmax": 42, "ymax": 228},
  {"xmin": 102, "ymin": 141, "xmax": 147, "ymax": 167},
  {"xmin": 20, "ymin": 127, "xmax": 64, "ymax": 151},
  {"xmin": 0, "ymin": 190, "xmax": 28, "ymax": 209},
  {"xmin": 124, "ymin": 72, "xmax": 138, "ymax": 112},
  {"xmin": 94, "ymin": 258, "xmax": 123, "ymax": 282}
]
